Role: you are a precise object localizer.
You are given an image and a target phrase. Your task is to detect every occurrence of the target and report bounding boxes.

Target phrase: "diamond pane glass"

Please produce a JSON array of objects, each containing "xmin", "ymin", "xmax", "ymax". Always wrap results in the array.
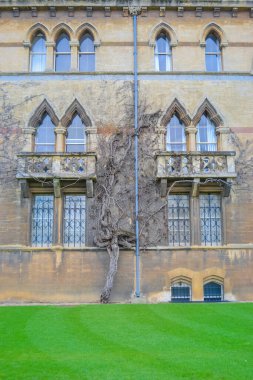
[
  {"xmin": 32, "ymin": 195, "xmax": 54, "ymax": 247},
  {"xmin": 200, "ymin": 194, "xmax": 221, "ymax": 246},
  {"xmin": 64, "ymin": 195, "xmax": 86, "ymax": 247},
  {"xmin": 168, "ymin": 194, "xmax": 190, "ymax": 246}
]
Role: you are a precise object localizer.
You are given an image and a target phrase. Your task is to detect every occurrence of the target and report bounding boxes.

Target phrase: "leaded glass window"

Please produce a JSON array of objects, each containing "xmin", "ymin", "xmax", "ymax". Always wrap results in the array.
[
  {"xmin": 32, "ymin": 195, "xmax": 54, "ymax": 247},
  {"xmin": 204, "ymin": 282, "xmax": 223, "ymax": 302},
  {"xmin": 205, "ymin": 33, "xmax": 221, "ymax": 72},
  {"xmin": 55, "ymin": 33, "xmax": 71, "ymax": 72},
  {"xmin": 64, "ymin": 195, "xmax": 86, "ymax": 247},
  {"xmin": 35, "ymin": 113, "xmax": 55, "ymax": 152},
  {"xmin": 79, "ymin": 33, "xmax": 95, "ymax": 72},
  {"xmin": 168, "ymin": 194, "xmax": 190, "ymax": 246},
  {"xmin": 166, "ymin": 114, "xmax": 186, "ymax": 151},
  {"xmin": 30, "ymin": 32, "xmax": 46, "ymax": 72},
  {"xmin": 171, "ymin": 282, "xmax": 191, "ymax": 302},
  {"xmin": 155, "ymin": 32, "xmax": 171, "ymax": 72},
  {"xmin": 197, "ymin": 113, "xmax": 217, "ymax": 152},
  {"xmin": 200, "ymin": 194, "xmax": 222, "ymax": 246},
  {"xmin": 66, "ymin": 114, "xmax": 86, "ymax": 152}
]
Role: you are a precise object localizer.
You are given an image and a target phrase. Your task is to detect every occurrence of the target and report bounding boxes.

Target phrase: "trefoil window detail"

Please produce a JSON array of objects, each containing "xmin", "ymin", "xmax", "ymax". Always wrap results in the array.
[
  {"xmin": 200, "ymin": 194, "xmax": 222, "ymax": 246},
  {"xmin": 64, "ymin": 195, "xmax": 86, "ymax": 247},
  {"xmin": 205, "ymin": 33, "xmax": 221, "ymax": 72},
  {"xmin": 166, "ymin": 114, "xmax": 186, "ymax": 151},
  {"xmin": 55, "ymin": 33, "xmax": 71, "ymax": 72},
  {"xmin": 155, "ymin": 32, "xmax": 171, "ymax": 72},
  {"xmin": 30, "ymin": 32, "xmax": 46, "ymax": 72},
  {"xmin": 197, "ymin": 113, "xmax": 217, "ymax": 152},
  {"xmin": 32, "ymin": 195, "xmax": 54, "ymax": 247},
  {"xmin": 79, "ymin": 33, "xmax": 95, "ymax": 72},
  {"xmin": 168, "ymin": 194, "xmax": 190, "ymax": 247}
]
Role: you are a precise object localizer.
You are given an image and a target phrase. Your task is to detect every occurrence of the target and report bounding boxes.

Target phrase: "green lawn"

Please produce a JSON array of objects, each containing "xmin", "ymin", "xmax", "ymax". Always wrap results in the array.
[{"xmin": 0, "ymin": 304, "xmax": 252, "ymax": 380}]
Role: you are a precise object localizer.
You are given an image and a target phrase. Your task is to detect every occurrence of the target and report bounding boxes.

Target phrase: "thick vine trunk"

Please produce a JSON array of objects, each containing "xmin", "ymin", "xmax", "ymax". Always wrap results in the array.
[{"xmin": 100, "ymin": 237, "xmax": 119, "ymax": 304}]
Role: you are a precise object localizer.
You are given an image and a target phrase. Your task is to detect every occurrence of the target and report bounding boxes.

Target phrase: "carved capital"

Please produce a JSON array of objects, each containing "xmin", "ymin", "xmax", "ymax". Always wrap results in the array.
[
  {"xmin": 55, "ymin": 126, "xmax": 67, "ymax": 135},
  {"xmin": 23, "ymin": 126, "xmax": 36, "ymax": 135},
  {"xmin": 185, "ymin": 126, "xmax": 197, "ymax": 135}
]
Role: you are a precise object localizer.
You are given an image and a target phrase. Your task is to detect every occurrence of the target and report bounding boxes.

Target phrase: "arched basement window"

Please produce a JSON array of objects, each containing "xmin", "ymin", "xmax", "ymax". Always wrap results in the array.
[
  {"xmin": 35, "ymin": 113, "xmax": 55, "ymax": 152},
  {"xmin": 204, "ymin": 281, "xmax": 223, "ymax": 302},
  {"xmin": 155, "ymin": 32, "xmax": 171, "ymax": 72},
  {"xmin": 79, "ymin": 33, "xmax": 95, "ymax": 72},
  {"xmin": 205, "ymin": 33, "xmax": 221, "ymax": 72},
  {"xmin": 166, "ymin": 114, "xmax": 186, "ymax": 151},
  {"xmin": 66, "ymin": 113, "xmax": 86, "ymax": 152},
  {"xmin": 171, "ymin": 281, "xmax": 191, "ymax": 302},
  {"xmin": 30, "ymin": 32, "xmax": 46, "ymax": 72},
  {"xmin": 197, "ymin": 113, "xmax": 217, "ymax": 152},
  {"xmin": 55, "ymin": 32, "xmax": 71, "ymax": 72}
]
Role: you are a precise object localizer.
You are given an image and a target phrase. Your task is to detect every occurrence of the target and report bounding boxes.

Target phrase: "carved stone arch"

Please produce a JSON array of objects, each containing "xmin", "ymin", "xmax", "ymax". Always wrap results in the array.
[
  {"xmin": 24, "ymin": 23, "xmax": 50, "ymax": 45},
  {"xmin": 75, "ymin": 23, "xmax": 101, "ymax": 47},
  {"xmin": 28, "ymin": 99, "xmax": 59, "ymax": 129},
  {"xmin": 61, "ymin": 99, "xmax": 92, "ymax": 129},
  {"xmin": 149, "ymin": 22, "xmax": 178, "ymax": 47},
  {"xmin": 203, "ymin": 275, "xmax": 224, "ymax": 286},
  {"xmin": 171, "ymin": 275, "xmax": 192, "ymax": 287},
  {"xmin": 160, "ymin": 98, "xmax": 191, "ymax": 127},
  {"xmin": 51, "ymin": 23, "xmax": 74, "ymax": 41},
  {"xmin": 192, "ymin": 98, "xmax": 224, "ymax": 127},
  {"xmin": 200, "ymin": 22, "xmax": 228, "ymax": 48}
]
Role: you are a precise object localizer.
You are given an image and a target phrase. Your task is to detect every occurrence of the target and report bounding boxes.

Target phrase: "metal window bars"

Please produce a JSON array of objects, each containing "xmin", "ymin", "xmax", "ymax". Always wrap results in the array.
[
  {"xmin": 32, "ymin": 195, "xmax": 54, "ymax": 247},
  {"xmin": 200, "ymin": 194, "xmax": 222, "ymax": 246},
  {"xmin": 171, "ymin": 282, "xmax": 191, "ymax": 302},
  {"xmin": 168, "ymin": 194, "xmax": 190, "ymax": 247},
  {"xmin": 63, "ymin": 195, "xmax": 86, "ymax": 247}
]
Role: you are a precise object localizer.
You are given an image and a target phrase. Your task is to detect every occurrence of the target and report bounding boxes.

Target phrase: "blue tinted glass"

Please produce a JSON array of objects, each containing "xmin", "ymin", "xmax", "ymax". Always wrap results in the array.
[
  {"xmin": 55, "ymin": 54, "xmax": 71, "ymax": 72},
  {"xmin": 68, "ymin": 114, "xmax": 85, "ymax": 139},
  {"xmin": 156, "ymin": 33, "xmax": 170, "ymax": 53},
  {"xmin": 80, "ymin": 34, "xmax": 95, "ymax": 53},
  {"xmin": 206, "ymin": 55, "xmax": 220, "ymax": 72},
  {"xmin": 206, "ymin": 34, "xmax": 220, "ymax": 53},
  {"xmin": 31, "ymin": 54, "xmax": 46, "ymax": 72},
  {"xmin": 79, "ymin": 54, "xmax": 95, "ymax": 72},
  {"xmin": 158, "ymin": 55, "xmax": 167, "ymax": 72},
  {"xmin": 56, "ymin": 33, "xmax": 70, "ymax": 52},
  {"xmin": 35, "ymin": 113, "xmax": 55, "ymax": 152},
  {"xmin": 32, "ymin": 34, "xmax": 46, "ymax": 53}
]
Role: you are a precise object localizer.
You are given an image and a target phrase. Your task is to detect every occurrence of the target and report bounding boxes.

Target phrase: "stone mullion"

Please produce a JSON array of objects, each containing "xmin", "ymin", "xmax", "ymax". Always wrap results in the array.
[
  {"xmin": 185, "ymin": 124, "xmax": 197, "ymax": 151},
  {"xmin": 55, "ymin": 125, "xmax": 67, "ymax": 153},
  {"xmin": 70, "ymin": 41, "xmax": 79, "ymax": 72},
  {"xmin": 45, "ymin": 42, "xmax": 55, "ymax": 72}
]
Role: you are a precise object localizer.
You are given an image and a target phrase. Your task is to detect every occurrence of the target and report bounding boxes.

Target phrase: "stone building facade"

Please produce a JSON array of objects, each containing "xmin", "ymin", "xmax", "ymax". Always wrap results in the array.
[{"xmin": 0, "ymin": 0, "xmax": 253, "ymax": 303}]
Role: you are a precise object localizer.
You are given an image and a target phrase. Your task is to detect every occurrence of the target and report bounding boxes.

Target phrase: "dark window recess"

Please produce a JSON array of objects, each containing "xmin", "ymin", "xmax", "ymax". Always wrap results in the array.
[
  {"xmin": 200, "ymin": 194, "xmax": 222, "ymax": 246},
  {"xmin": 204, "ymin": 282, "xmax": 222, "ymax": 302},
  {"xmin": 171, "ymin": 282, "xmax": 191, "ymax": 302},
  {"xmin": 168, "ymin": 194, "xmax": 190, "ymax": 247}
]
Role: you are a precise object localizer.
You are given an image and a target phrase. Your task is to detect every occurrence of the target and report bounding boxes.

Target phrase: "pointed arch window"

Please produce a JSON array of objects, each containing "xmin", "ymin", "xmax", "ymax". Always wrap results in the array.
[
  {"xmin": 166, "ymin": 114, "xmax": 186, "ymax": 151},
  {"xmin": 55, "ymin": 32, "xmax": 71, "ymax": 72},
  {"xmin": 35, "ymin": 113, "xmax": 55, "ymax": 152},
  {"xmin": 30, "ymin": 32, "xmax": 46, "ymax": 72},
  {"xmin": 197, "ymin": 113, "xmax": 217, "ymax": 152},
  {"xmin": 155, "ymin": 32, "xmax": 171, "ymax": 72},
  {"xmin": 79, "ymin": 33, "xmax": 95, "ymax": 72},
  {"xmin": 205, "ymin": 33, "xmax": 221, "ymax": 72},
  {"xmin": 66, "ymin": 113, "xmax": 86, "ymax": 152}
]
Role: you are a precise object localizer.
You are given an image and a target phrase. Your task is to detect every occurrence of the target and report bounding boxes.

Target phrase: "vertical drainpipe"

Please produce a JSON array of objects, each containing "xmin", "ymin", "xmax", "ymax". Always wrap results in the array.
[{"xmin": 133, "ymin": 10, "xmax": 140, "ymax": 297}]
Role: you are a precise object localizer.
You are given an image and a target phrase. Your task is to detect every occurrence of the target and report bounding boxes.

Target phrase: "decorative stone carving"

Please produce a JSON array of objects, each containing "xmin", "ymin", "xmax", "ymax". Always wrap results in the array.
[
  {"xmin": 26, "ymin": 157, "xmax": 53, "ymax": 174},
  {"xmin": 61, "ymin": 157, "xmax": 86, "ymax": 174}
]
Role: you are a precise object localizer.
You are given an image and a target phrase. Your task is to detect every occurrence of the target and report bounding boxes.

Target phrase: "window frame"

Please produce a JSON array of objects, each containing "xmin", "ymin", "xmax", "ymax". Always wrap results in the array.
[
  {"xmin": 65, "ymin": 113, "xmax": 87, "ymax": 153},
  {"xmin": 166, "ymin": 114, "xmax": 187, "ymax": 152},
  {"xmin": 205, "ymin": 32, "xmax": 222, "ymax": 72},
  {"xmin": 155, "ymin": 32, "xmax": 172, "ymax": 72},
  {"xmin": 196, "ymin": 113, "xmax": 218, "ymax": 152},
  {"xmin": 171, "ymin": 281, "xmax": 192, "ymax": 302},
  {"xmin": 78, "ymin": 32, "xmax": 95, "ymax": 72},
  {"xmin": 34, "ymin": 112, "xmax": 56, "ymax": 153},
  {"xmin": 30, "ymin": 32, "xmax": 47, "ymax": 73},
  {"xmin": 31, "ymin": 193, "xmax": 55, "ymax": 247},
  {"xmin": 204, "ymin": 281, "xmax": 224, "ymax": 302},
  {"xmin": 54, "ymin": 32, "xmax": 71, "ymax": 73},
  {"xmin": 168, "ymin": 193, "xmax": 191, "ymax": 247}
]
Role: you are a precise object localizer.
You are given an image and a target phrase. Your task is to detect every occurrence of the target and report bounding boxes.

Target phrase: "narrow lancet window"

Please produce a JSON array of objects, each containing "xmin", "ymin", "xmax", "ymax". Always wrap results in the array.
[
  {"xmin": 197, "ymin": 113, "xmax": 217, "ymax": 152},
  {"xmin": 155, "ymin": 32, "xmax": 171, "ymax": 72},
  {"xmin": 55, "ymin": 33, "xmax": 71, "ymax": 72},
  {"xmin": 31, "ymin": 32, "xmax": 46, "ymax": 72},
  {"xmin": 35, "ymin": 113, "xmax": 55, "ymax": 152},
  {"xmin": 79, "ymin": 33, "xmax": 95, "ymax": 72},
  {"xmin": 66, "ymin": 114, "xmax": 86, "ymax": 152},
  {"xmin": 205, "ymin": 33, "xmax": 221, "ymax": 72},
  {"xmin": 166, "ymin": 114, "xmax": 186, "ymax": 151}
]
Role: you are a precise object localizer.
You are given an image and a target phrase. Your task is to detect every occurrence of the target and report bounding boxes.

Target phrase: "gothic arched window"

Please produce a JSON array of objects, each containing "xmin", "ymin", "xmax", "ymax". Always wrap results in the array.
[
  {"xmin": 171, "ymin": 281, "xmax": 191, "ymax": 302},
  {"xmin": 55, "ymin": 32, "xmax": 71, "ymax": 72},
  {"xmin": 166, "ymin": 114, "xmax": 186, "ymax": 151},
  {"xmin": 155, "ymin": 32, "xmax": 171, "ymax": 72},
  {"xmin": 197, "ymin": 113, "xmax": 217, "ymax": 151},
  {"xmin": 205, "ymin": 33, "xmax": 221, "ymax": 72},
  {"xmin": 79, "ymin": 33, "xmax": 95, "ymax": 72},
  {"xmin": 35, "ymin": 113, "xmax": 55, "ymax": 152},
  {"xmin": 66, "ymin": 113, "xmax": 86, "ymax": 152},
  {"xmin": 204, "ymin": 281, "xmax": 223, "ymax": 302},
  {"xmin": 30, "ymin": 32, "xmax": 46, "ymax": 72}
]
